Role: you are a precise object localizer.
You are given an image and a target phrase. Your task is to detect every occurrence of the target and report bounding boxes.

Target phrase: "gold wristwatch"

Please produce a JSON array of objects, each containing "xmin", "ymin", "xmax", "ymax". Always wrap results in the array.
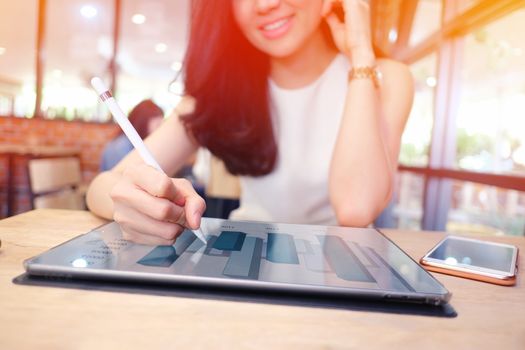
[{"xmin": 348, "ymin": 66, "xmax": 382, "ymax": 88}]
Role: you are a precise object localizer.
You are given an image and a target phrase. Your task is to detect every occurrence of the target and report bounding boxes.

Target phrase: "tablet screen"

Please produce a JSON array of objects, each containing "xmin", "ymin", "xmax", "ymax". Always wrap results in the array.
[{"xmin": 27, "ymin": 219, "xmax": 448, "ymax": 296}]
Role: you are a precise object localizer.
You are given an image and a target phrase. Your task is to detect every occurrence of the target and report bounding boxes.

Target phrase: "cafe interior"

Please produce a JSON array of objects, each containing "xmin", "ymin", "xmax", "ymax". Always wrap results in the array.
[{"xmin": 0, "ymin": 0, "xmax": 524, "ymax": 237}]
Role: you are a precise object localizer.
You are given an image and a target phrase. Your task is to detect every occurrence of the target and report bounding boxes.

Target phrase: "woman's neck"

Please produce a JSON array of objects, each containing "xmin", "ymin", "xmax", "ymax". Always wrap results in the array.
[{"xmin": 270, "ymin": 28, "xmax": 338, "ymax": 89}]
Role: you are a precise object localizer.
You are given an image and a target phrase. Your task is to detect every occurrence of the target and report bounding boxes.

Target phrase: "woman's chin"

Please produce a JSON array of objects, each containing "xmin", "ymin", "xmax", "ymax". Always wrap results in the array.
[{"xmin": 256, "ymin": 42, "xmax": 300, "ymax": 60}]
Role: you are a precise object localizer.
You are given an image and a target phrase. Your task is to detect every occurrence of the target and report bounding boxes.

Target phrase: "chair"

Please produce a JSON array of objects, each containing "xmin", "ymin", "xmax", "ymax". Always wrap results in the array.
[
  {"xmin": 27, "ymin": 156, "xmax": 86, "ymax": 210},
  {"xmin": 206, "ymin": 156, "xmax": 241, "ymax": 200},
  {"xmin": 203, "ymin": 156, "xmax": 240, "ymax": 219}
]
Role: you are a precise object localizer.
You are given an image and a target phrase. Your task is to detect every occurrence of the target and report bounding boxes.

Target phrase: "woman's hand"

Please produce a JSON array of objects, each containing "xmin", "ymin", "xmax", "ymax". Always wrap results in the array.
[
  {"xmin": 322, "ymin": 0, "xmax": 375, "ymax": 66},
  {"xmin": 110, "ymin": 163, "xmax": 206, "ymax": 245}
]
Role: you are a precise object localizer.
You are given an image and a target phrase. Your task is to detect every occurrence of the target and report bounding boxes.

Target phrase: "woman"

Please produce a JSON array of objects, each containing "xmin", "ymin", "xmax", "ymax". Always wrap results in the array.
[{"xmin": 86, "ymin": 0, "xmax": 414, "ymax": 245}]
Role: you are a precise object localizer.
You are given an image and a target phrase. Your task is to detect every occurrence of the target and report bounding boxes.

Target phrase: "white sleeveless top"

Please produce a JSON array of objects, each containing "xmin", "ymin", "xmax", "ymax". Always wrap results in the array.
[{"xmin": 229, "ymin": 54, "xmax": 350, "ymax": 225}]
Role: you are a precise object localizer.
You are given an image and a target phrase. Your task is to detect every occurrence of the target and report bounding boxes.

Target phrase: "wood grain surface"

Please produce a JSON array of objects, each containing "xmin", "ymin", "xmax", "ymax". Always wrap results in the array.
[{"xmin": 0, "ymin": 209, "xmax": 524, "ymax": 349}]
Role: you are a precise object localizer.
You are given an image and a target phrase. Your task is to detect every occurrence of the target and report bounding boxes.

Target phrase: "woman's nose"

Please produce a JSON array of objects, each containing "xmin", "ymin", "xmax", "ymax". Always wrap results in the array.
[{"xmin": 255, "ymin": 0, "xmax": 281, "ymax": 14}]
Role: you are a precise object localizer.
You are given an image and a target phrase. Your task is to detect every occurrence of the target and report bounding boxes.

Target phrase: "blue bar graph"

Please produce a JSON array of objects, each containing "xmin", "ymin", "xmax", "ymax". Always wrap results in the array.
[
  {"xmin": 266, "ymin": 233, "xmax": 299, "ymax": 264},
  {"xmin": 173, "ymin": 230, "xmax": 197, "ymax": 253},
  {"xmin": 137, "ymin": 230, "xmax": 195, "ymax": 267},
  {"xmin": 223, "ymin": 237, "xmax": 263, "ymax": 279},
  {"xmin": 213, "ymin": 231, "xmax": 246, "ymax": 251},
  {"xmin": 318, "ymin": 235, "xmax": 376, "ymax": 282},
  {"xmin": 186, "ymin": 237, "xmax": 206, "ymax": 253},
  {"xmin": 304, "ymin": 244, "xmax": 332, "ymax": 272},
  {"xmin": 348, "ymin": 241, "xmax": 378, "ymax": 267},
  {"xmin": 295, "ymin": 239, "xmax": 314, "ymax": 254},
  {"xmin": 137, "ymin": 246, "xmax": 179, "ymax": 267},
  {"xmin": 366, "ymin": 247, "xmax": 415, "ymax": 291}
]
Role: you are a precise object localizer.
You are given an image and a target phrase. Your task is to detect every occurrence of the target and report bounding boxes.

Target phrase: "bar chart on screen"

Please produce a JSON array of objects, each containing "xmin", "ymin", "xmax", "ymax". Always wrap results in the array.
[{"xmin": 132, "ymin": 226, "xmax": 414, "ymax": 292}]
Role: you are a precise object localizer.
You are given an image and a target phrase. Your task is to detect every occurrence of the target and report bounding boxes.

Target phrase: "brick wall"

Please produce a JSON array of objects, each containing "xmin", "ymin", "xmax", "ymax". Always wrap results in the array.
[{"xmin": 0, "ymin": 116, "xmax": 118, "ymax": 216}]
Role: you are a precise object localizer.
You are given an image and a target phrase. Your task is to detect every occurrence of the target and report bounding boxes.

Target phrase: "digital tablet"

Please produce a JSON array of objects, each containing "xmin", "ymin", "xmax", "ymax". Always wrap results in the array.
[{"xmin": 24, "ymin": 218, "xmax": 451, "ymax": 305}]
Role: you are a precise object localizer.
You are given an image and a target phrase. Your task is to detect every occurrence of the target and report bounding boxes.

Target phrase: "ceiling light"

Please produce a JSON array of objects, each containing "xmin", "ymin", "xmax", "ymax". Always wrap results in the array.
[
  {"xmin": 0, "ymin": 47, "xmax": 6, "ymax": 55},
  {"xmin": 426, "ymin": 76, "xmax": 437, "ymax": 88},
  {"xmin": 155, "ymin": 43, "xmax": 168, "ymax": 53},
  {"xmin": 171, "ymin": 61, "xmax": 182, "ymax": 71},
  {"xmin": 80, "ymin": 5, "xmax": 98, "ymax": 19},
  {"xmin": 132, "ymin": 14, "xmax": 146, "ymax": 24}
]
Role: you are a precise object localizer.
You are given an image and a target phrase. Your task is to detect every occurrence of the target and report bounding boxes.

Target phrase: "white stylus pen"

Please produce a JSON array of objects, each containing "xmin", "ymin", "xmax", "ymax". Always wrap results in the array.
[{"xmin": 91, "ymin": 77, "xmax": 207, "ymax": 244}]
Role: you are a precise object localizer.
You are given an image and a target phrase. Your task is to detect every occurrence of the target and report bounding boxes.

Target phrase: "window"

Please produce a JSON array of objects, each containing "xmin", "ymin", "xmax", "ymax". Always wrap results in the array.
[
  {"xmin": 392, "ymin": 172, "xmax": 426, "ymax": 230},
  {"xmin": 400, "ymin": 53, "xmax": 437, "ymax": 166},
  {"xmin": 447, "ymin": 180, "xmax": 525, "ymax": 236},
  {"xmin": 42, "ymin": 0, "xmax": 114, "ymax": 121},
  {"xmin": 0, "ymin": 1, "xmax": 38, "ymax": 117},
  {"xmin": 394, "ymin": 53, "xmax": 439, "ymax": 230},
  {"xmin": 455, "ymin": 9, "xmax": 525, "ymax": 175},
  {"xmin": 116, "ymin": 0, "xmax": 190, "ymax": 115}
]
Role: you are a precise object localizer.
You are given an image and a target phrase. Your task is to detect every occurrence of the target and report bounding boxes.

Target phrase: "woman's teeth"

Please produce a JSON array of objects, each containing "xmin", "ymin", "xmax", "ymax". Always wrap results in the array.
[{"xmin": 263, "ymin": 18, "xmax": 289, "ymax": 31}]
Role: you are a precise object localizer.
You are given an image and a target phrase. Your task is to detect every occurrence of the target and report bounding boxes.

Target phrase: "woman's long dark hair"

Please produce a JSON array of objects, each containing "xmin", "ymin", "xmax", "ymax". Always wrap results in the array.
[{"xmin": 181, "ymin": 0, "xmax": 277, "ymax": 176}]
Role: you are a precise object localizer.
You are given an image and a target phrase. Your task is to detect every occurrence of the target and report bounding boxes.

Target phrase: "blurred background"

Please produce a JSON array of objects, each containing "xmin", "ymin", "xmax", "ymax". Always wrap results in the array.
[{"xmin": 0, "ymin": 0, "xmax": 524, "ymax": 236}]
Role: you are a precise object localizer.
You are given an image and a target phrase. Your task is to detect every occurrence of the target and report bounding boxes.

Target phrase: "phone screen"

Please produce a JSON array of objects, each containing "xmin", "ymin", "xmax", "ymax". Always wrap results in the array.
[{"xmin": 428, "ymin": 237, "xmax": 516, "ymax": 273}]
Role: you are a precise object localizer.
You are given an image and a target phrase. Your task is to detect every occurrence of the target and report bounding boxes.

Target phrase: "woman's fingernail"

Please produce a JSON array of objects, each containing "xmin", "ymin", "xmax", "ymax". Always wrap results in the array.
[{"xmin": 193, "ymin": 211, "xmax": 202, "ymax": 227}]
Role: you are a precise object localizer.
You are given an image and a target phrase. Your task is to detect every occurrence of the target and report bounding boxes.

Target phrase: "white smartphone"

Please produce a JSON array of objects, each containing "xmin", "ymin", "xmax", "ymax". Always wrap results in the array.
[{"xmin": 420, "ymin": 235, "xmax": 519, "ymax": 286}]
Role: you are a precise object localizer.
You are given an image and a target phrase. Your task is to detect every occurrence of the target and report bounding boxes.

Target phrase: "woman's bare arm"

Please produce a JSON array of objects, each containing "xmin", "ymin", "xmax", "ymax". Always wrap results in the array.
[
  {"xmin": 329, "ymin": 58, "xmax": 414, "ymax": 226},
  {"xmin": 86, "ymin": 102, "xmax": 199, "ymax": 220}
]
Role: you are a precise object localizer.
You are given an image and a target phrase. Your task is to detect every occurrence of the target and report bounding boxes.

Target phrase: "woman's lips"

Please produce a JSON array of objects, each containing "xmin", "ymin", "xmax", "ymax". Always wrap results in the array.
[{"xmin": 259, "ymin": 15, "xmax": 294, "ymax": 39}]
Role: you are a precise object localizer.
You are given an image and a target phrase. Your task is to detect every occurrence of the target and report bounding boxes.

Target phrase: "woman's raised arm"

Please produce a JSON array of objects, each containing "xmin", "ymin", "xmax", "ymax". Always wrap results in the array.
[{"xmin": 86, "ymin": 98, "xmax": 205, "ymax": 245}]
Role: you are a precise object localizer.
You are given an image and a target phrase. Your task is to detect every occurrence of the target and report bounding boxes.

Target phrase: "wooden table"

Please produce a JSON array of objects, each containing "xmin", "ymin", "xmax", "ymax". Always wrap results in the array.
[{"xmin": 1, "ymin": 209, "xmax": 524, "ymax": 349}]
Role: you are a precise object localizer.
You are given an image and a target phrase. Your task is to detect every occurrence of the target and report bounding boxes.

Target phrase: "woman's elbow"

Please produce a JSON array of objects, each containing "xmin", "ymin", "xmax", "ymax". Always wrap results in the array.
[
  {"xmin": 334, "ymin": 204, "xmax": 378, "ymax": 227},
  {"xmin": 333, "ymin": 192, "xmax": 392, "ymax": 227}
]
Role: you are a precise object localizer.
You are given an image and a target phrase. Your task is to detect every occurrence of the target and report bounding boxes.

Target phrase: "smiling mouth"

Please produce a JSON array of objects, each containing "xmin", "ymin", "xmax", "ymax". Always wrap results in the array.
[{"xmin": 261, "ymin": 16, "xmax": 292, "ymax": 31}]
